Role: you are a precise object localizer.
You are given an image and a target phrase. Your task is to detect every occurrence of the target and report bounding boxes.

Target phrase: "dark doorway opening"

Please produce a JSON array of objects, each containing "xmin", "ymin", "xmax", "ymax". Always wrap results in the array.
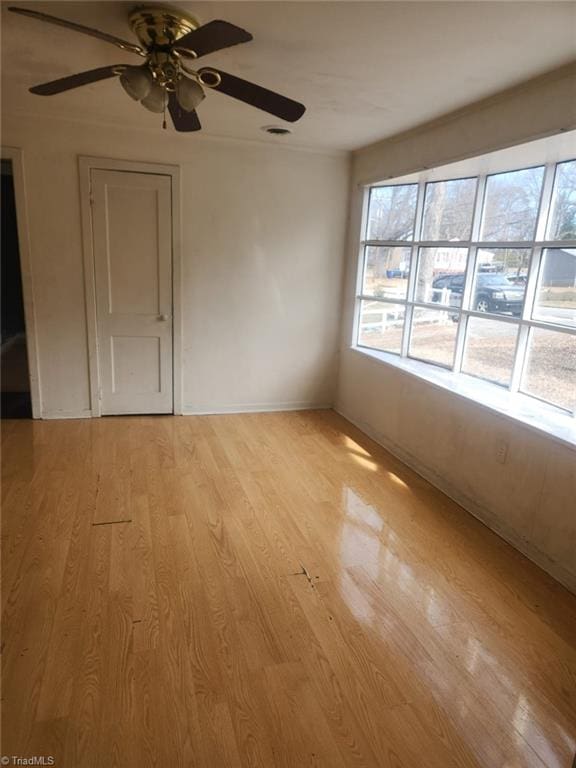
[{"xmin": 1, "ymin": 159, "xmax": 32, "ymax": 418}]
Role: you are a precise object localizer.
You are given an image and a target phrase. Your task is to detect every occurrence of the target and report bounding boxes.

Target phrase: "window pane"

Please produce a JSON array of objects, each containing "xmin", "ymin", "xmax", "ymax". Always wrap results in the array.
[
  {"xmin": 547, "ymin": 160, "xmax": 576, "ymax": 240},
  {"xmin": 521, "ymin": 328, "xmax": 576, "ymax": 412},
  {"xmin": 362, "ymin": 246, "xmax": 411, "ymax": 300},
  {"xmin": 481, "ymin": 166, "xmax": 545, "ymax": 241},
  {"xmin": 366, "ymin": 185, "xmax": 418, "ymax": 241},
  {"xmin": 421, "ymin": 177, "xmax": 477, "ymax": 241},
  {"xmin": 462, "ymin": 318, "xmax": 519, "ymax": 387},
  {"xmin": 472, "ymin": 249, "xmax": 528, "ymax": 316},
  {"xmin": 409, "ymin": 308, "xmax": 458, "ymax": 368},
  {"xmin": 358, "ymin": 300, "xmax": 405, "ymax": 354},
  {"xmin": 533, "ymin": 248, "xmax": 576, "ymax": 328},
  {"xmin": 415, "ymin": 247, "xmax": 468, "ymax": 307}
]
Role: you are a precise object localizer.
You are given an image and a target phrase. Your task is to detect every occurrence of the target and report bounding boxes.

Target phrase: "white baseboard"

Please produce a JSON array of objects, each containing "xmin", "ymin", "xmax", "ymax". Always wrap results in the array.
[
  {"xmin": 38, "ymin": 403, "xmax": 332, "ymax": 419},
  {"xmin": 336, "ymin": 406, "xmax": 576, "ymax": 596},
  {"xmin": 182, "ymin": 402, "xmax": 332, "ymax": 416},
  {"xmin": 41, "ymin": 408, "xmax": 93, "ymax": 420}
]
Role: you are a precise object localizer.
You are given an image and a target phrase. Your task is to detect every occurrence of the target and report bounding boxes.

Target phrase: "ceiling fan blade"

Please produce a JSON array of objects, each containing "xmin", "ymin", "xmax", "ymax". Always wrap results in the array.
[
  {"xmin": 168, "ymin": 94, "xmax": 202, "ymax": 132},
  {"xmin": 8, "ymin": 6, "xmax": 144, "ymax": 55},
  {"xmin": 29, "ymin": 66, "xmax": 123, "ymax": 95},
  {"xmin": 199, "ymin": 68, "xmax": 306, "ymax": 123},
  {"xmin": 174, "ymin": 20, "xmax": 252, "ymax": 58}
]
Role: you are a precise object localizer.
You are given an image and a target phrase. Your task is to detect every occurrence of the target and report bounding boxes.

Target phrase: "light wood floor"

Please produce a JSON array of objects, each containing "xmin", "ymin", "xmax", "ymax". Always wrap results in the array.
[{"xmin": 2, "ymin": 410, "xmax": 575, "ymax": 767}]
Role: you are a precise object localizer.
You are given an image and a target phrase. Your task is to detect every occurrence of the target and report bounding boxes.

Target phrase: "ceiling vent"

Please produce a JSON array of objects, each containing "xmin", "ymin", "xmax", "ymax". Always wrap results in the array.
[{"xmin": 262, "ymin": 125, "xmax": 292, "ymax": 136}]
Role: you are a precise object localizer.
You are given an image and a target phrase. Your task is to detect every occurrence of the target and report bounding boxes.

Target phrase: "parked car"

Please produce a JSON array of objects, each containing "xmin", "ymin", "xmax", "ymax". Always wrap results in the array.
[
  {"xmin": 431, "ymin": 273, "xmax": 524, "ymax": 315},
  {"xmin": 507, "ymin": 274, "xmax": 528, "ymax": 286}
]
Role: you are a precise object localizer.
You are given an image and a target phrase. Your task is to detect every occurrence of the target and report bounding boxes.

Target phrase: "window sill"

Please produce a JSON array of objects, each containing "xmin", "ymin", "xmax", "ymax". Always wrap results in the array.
[{"xmin": 350, "ymin": 345, "xmax": 576, "ymax": 450}]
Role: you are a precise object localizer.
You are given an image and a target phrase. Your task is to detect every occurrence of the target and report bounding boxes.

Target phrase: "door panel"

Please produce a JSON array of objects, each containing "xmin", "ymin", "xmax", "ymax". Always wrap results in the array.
[
  {"xmin": 111, "ymin": 336, "xmax": 161, "ymax": 394},
  {"xmin": 107, "ymin": 185, "xmax": 161, "ymax": 315},
  {"xmin": 91, "ymin": 169, "xmax": 173, "ymax": 415}
]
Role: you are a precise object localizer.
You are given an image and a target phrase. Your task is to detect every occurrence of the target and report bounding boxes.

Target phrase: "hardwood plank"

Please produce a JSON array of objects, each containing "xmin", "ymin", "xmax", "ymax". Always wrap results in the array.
[{"xmin": 1, "ymin": 410, "xmax": 575, "ymax": 768}]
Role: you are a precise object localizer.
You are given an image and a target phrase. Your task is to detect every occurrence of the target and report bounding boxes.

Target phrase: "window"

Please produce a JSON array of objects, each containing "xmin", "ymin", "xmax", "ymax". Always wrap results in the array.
[
  {"xmin": 356, "ymin": 160, "xmax": 576, "ymax": 418},
  {"xmin": 547, "ymin": 160, "xmax": 576, "ymax": 240},
  {"xmin": 481, "ymin": 166, "xmax": 545, "ymax": 241},
  {"xmin": 366, "ymin": 184, "xmax": 418, "ymax": 241},
  {"xmin": 422, "ymin": 177, "xmax": 477, "ymax": 241}
]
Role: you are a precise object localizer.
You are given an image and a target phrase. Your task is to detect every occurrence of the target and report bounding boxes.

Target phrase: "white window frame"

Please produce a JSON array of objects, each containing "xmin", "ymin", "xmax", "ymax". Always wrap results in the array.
[{"xmin": 354, "ymin": 160, "xmax": 576, "ymax": 420}]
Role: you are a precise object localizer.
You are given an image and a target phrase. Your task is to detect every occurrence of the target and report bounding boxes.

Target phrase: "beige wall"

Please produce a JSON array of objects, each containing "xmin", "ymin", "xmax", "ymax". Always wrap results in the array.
[
  {"xmin": 2, "ymin": 114, "xmax": 349, "ymax": 417},
  {"xmin": 337, "ymin": 352, "xmax": 576, "ymax": 593},
  {"xmin": 337, "ymin": 64, "xmax": 576, "ymax": 593}
]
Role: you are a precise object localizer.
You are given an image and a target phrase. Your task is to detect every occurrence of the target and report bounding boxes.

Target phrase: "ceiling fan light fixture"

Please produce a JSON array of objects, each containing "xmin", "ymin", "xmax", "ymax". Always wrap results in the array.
[
  {"xmin": 175, "ymin": 76, "xmax": 205, "ymax": 112},
  {"xmin": 10, "ymin": 6, "xmax": 306, "ymax": 132},
  {"xmin": 141, "ymin": 82, "xmax": 168, "ymax": 113},
  {"xmin": 119, "ymin": 65, "xmax": 153, "ymax": 101}
]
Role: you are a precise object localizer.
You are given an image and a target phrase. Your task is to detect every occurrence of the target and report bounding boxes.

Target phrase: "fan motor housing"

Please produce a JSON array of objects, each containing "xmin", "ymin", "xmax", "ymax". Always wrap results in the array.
[{"xmin": 129, "ymin": 5, "xmax": 200, "ymax": 47}]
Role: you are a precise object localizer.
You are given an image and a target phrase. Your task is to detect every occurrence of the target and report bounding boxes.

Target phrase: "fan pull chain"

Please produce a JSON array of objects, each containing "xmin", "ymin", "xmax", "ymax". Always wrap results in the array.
[{"xmin": 162, "ymin": 98, "xmax": 167, "ymax": 130}]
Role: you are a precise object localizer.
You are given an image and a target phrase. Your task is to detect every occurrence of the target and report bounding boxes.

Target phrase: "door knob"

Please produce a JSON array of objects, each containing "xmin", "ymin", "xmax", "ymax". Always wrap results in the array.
[{"xmin": 158, "ymin": 314, "xmax": 170, "ymax": 321}]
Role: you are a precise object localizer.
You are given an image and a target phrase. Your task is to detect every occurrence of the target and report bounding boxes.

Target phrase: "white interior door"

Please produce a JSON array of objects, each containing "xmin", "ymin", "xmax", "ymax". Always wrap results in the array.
[{"xmin": 91, "ymin": 169, "xmax": 173, "ymax": 415}]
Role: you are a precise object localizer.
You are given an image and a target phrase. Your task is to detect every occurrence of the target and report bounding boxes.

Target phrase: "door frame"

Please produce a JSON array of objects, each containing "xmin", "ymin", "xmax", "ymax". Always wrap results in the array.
[
  {"xmin": 1, "ymin": 146, "xmax": 42, "ymax": 418},
  {"xmin": 79, "ymin": 156, "xmax": 183, "ymax": 416}
]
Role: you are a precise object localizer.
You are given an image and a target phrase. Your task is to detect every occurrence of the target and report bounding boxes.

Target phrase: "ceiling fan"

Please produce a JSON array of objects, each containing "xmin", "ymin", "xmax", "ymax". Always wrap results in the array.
[{"xmin": 8, "ymin": 4, "xmax": 306, "ymax": 132}]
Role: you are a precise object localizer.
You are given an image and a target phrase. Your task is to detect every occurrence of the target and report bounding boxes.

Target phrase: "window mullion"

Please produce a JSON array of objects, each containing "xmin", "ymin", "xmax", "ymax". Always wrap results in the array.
[
  {"xmin": 535, "ymin": 164, "xmax": 556, "ymax": 242},
  {"xmin": 353, "ymin": 188, "xmax": 371, "ymax": 346},
  {"xmin": 402, "ymin": 181, "xmax": 427, "ymax": 358},
  {"xmin": 508, "ymin": 168, "xmax": 548, "ymax": 393},
  {"xmin": 364, "ymin": 240, "xmax": 576, "ymax": 248},
  {"xmin": 510, "ymin": 246, "xmax": 542, "ymax": 392},
  {"xmin": 413, "ymin": 181, "xmax": 426, "ymax": 242},
  {"xmin": 470, "ymin": 175, "xmax": 487, "ymax": 242},
  {"xmin": 453, "ymin": 178, "xmax": 485, "ymax": 373},
  {"xmin": 358, "ymin": 295, "xmax": 407, "ymax": 304},
  {"xmin": 523, "ymin": 246, "xmax": 543, "ymax": 322},
  {"xmin": 361, "ymin": 187, "xmax": 372, "ymax": 242},
  {"xmin": 401, "ymin": 304, "xmax": 414, "ymax": 357},
  {"xmin": 363, "ymin": 239, "xmax": 423, "ymax": 247},
  {"xmin": 406, "ymin": 247, "xmax": 419, "ymax": 305},
  {"xmin": 358, "ymin": 243, "xmax": 368, "ymax": 298},
  {"xmin": 357, "ymin": 188, "xmax": 370, "ymax": 293},
  {"xmin": 510, "ymin": 324, "xmax": 530, "ymax": 394},
  {"xmin": 453, "ymin": 313, "xmax": 468, "ymax": 373},
  {"xmin": 461, "ymin": 246, "xmax": 478, "ymax": 311},
  {"xmin": 453, "ymin": 246, "xmax": 478, "ymax": 372}
]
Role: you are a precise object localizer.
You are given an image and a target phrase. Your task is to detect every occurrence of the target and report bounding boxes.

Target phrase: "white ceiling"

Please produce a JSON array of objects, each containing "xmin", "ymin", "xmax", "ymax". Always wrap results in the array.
[{"xmin": 2, "ymin": 1, "xmax": 576, "ymax": 151}]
